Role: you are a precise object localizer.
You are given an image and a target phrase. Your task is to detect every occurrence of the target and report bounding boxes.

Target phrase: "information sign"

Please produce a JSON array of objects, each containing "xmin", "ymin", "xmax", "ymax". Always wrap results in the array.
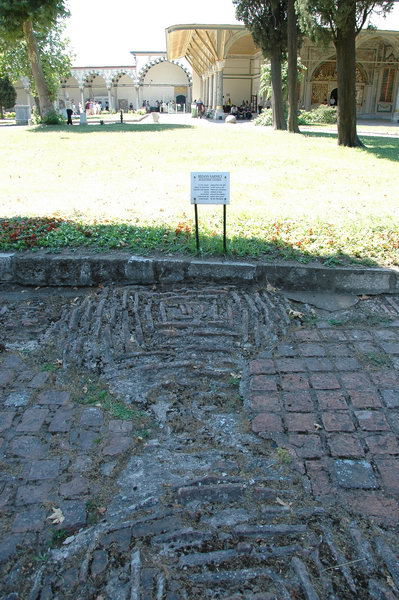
[{"xmin": 191, "ymin": 172, "xmax": 230, "ymax": 205}]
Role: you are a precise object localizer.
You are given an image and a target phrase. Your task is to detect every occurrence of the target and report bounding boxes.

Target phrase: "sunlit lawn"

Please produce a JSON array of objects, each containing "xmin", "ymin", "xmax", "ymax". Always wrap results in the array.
[{"xmin": 0, "ymin": 120, "xmax": 398, "ymax": 267}]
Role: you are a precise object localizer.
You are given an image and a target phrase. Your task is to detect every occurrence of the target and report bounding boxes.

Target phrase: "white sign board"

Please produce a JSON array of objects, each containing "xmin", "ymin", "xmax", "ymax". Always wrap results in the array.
[{"xmin": 191, "ymin": 172, "xmax": 230, "ymax": 205}]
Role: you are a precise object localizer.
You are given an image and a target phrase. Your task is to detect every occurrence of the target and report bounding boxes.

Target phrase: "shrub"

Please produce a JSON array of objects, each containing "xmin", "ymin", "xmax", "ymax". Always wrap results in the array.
[
  {"xmin": 254, "ymin": 108, "xmax": 273, "ymax": 126},
  {"xmin": 256, "ymin": 105, "xmax": 337, "ymax": 127},
  {"xmin": 41, "ymin": 109, "xmax": 66, "ymax": 125},
  {"xmin": 298, "ymin": 105, "xmax": 337, "ymax": 125}
]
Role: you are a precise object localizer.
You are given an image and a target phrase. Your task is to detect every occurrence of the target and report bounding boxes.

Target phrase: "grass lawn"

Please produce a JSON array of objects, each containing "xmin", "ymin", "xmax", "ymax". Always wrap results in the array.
[{"xmin": 0, "ymin": 120, "xmax": 398, "ymax": 267}]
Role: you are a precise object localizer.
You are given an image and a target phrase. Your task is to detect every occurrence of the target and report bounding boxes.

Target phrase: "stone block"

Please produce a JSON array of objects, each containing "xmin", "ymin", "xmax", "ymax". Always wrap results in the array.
[
  {"xmin": 251, "ymin": 413, "xmax": 283, "ymax": 433},
  {"xmin": 27, "ymin": 458, "xmax": 60, "ymax": 480},
  {"xmin": 225, "ymin": 115, "xmax": 236, "ymax": 124},
  {"xmin": 334, "ymin": 459, "xmax": 379, "ymax": 489},
  {"xmin": 187, "ymin": 260, "xmax": 256, "ymax": 283},
  {"xmin": 333, "ymin": 268, "xmax": 391, "ymax": 294},
  {"xmin": 365, "ymin": 434, "xmax": 399, "ymax": 455},
  {"xmin": 5, "ymin": 391, "xmax": 31, "ymax": 407},
  {"xmin": 280, "ymin": 373, "xmax": 310, "ymax": 390},
  {"xmin": 156, "ymin": 258, "xmax": 187, "ymax": 283},
  {"xmin": 375, "ymin": 458, "xmax": 399, "ymax": 493},
  {"xmin": 349, "ymin": 390, "xmax": 383, "ymax": 408},
  {"xmin": 310, "ymin": 373, "xmax": 341, "ymax": 390},
  {"xmin": 316, "ymin": 390, "xmax": 348, "ymax": 410},
  {"xmin": 285, "ymin": 412, "xmax": 316, "ymax": 432},
  {"xmin": 37, "ymin": 390, "xmax": 71, "ymax": 405},
  {"xmin": 355, "ymin": 410, "xmax": 390, "ymax": 431},
  {"xmin": 16, "ymin": 483, "xmax": 52, "ymax": 506},
  {"xmin": 9, "ymin": 436, "xmax": 48, "ymax": 458},
  {"xmin": 16, "ymin": 408, "xmax": 49, "ymax": 432},
  {"xmin": 0, "ymin": 253, "xmax": 15, "ymax": 281},
  {"xmin": 250, "ymin": 375, "xmax": 278, "ymax": 391},
  {"xmin": 283, "ymin": 391, "xmax": 314, "ymax": 412},
  {"xmin": 80, "ymin": 407, "xmax": 103, "ymax": 427},
  {"xmin": 328, "ymin": 434, "xmax": 364, "ymax": 457},
  {"xmin": 322, "ymin": 411, "xmax": 355, "ymax": 432},
  {"xmin": 59, "ymin": 500, "xmax": 87, "ymax": 530},
  {"xmin": 0, "ymin": 411, "xmax": 15, "ymax": 432},
  {"xmin": 12, "ymin": 507, "xmax": 46, "ymax": 532},
  {"xmin": 125, "ymin": 256, "xmax": 155, "ymax": 283},
  {"xmin": 288, "ymin": 434, "xmax": 323, "ymax": 458}
]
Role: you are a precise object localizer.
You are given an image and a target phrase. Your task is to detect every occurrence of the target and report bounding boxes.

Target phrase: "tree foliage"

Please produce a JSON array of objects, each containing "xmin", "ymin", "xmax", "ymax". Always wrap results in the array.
[
  {"xmin": 0, "ymin": 74, "xmax": 16, "ymax": 118},
  {"xmin": 295, "ymin": 0, "xmax": 394, "ymax": 146},
  {"xmin": 0, "ymin": 0, "xmax": 68, "ymax": 41},
  {"xmin": 233, "ymin": 0, "xmax": 288, "ymax": 130},
  {"xmin": 0, "ymin": 22, "xmax": 73, "ymax": 102},
  {"xmin": 0, "ymin": 0, "xmax": 69, "ymax": 116}
]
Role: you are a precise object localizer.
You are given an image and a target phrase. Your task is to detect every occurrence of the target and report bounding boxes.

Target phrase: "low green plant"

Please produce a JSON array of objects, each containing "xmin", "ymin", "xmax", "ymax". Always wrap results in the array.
[
  {"xmin": 50, "ymin": 528, "xmax": 68, "ymax": 547},
  {"xmin": 41, "ymin": 109, "xmax": 66, "ymax": 125},
  {"xmin": 362, "ymin": 352, "xmax": 393, "ymax": 368},
  {"xmin": 298, "ymin": 105, "xmax": 337, "ymax": 125},
  {"xmin": 276, "ymin": 447, "xmax": 291, "ymax": 464}
]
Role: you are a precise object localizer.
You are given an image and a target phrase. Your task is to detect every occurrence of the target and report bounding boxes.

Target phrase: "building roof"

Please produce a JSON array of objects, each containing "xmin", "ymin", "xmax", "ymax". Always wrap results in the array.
[{"xmin": 166, "ymin": 24, "xmax": 259, "ymax": 75}]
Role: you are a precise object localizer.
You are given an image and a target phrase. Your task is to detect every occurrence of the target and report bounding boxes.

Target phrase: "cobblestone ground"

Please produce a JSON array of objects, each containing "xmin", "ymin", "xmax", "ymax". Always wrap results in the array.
[{"xmin": 0, "ymin": 283, "xmax": 398, "ymax": 600}]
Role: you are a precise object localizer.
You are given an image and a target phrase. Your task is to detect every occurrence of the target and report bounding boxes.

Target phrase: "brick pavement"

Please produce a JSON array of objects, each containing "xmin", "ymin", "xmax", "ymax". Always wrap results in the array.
[
  {"xmin": 0, "ymin": 351, "xmax": 139, "ymax": 562},
  {"xmin": 1, "ymin": 284, "xmax": 399, "ymax": 599},
  {"xmin": 248, "ymin": 322, "xmax": 399, "ymax": 524}
]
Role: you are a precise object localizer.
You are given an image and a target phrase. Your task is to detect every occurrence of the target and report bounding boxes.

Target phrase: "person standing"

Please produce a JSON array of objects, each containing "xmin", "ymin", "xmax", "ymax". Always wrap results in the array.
[{"xmin": 66, "ymin": 99, "xmax": 73, "ymax": 125}]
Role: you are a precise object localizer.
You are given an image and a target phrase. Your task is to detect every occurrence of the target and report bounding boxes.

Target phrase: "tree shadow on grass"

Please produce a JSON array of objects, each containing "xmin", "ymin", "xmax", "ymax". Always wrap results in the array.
[
  {"xmin": 1, "ymin": 217, "xmax": 395, "ymax": 270},
  {"xmin": 302, "ymin": 130, "xmax": 399, "ymax": 163},
  {"xmin": 28, "ymin": 123, "xmax": 194, "ymax": 134}
]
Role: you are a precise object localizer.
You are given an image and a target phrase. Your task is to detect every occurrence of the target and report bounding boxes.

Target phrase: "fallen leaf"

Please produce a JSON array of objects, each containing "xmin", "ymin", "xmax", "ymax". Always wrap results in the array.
[
  {"xmin": 266, "ymin": 283, "xmax": 277, "ymax": 292},
  {"xmin": 47, "ymin": 507, "xmax": 65, "ymax": 524},
  {"xmin": 359, "ymin": 294, "xmax": 370, "ymax": 300},
  {"xmin": 97, "ymin": 506, "xmax": 106, "ymax": 515},
  {"xmin": 82, "ymin": 385, "xmax": 88, "ymax": 393},
  {"xmin": 387, "ymin": 575, "xmax": 395, "ymax": 588},
  {"xmin": 288, "ymin": 309, "xmax": 304, "ymax": 319}
]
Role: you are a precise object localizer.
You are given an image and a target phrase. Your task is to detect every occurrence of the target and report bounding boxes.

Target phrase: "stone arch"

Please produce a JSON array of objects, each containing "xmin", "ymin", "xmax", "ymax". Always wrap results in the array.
[
  {"xmin": 311, "ymin": 59, "xmax": 368, "ymax": 85},
  {"xmin": 138, "ymin": 58, "xmax": 191, "ymax": 86},
  {"xmin": 224, "ymin": 30, "xmax": 258, "ymax": 57}
]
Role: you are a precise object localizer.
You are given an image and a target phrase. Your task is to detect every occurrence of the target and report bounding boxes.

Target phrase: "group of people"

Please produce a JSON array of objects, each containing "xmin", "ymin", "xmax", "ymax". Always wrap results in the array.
[
  {"xmin": 141, "ymin": 100, "xmax": 177, "ymax": 113},
  {"xmin": 84, "ymin": 99, "xmax": 109, "ymax": 115},
  {"xmin": 229, "ymin": 101, "xmax": 253, "ymax": 120}
]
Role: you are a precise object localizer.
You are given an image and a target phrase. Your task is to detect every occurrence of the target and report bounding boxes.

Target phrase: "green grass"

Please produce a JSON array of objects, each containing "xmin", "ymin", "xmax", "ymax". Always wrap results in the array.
[{"xmin": 0, "ymin": 122, "xmax": 398, "ymax": 266}]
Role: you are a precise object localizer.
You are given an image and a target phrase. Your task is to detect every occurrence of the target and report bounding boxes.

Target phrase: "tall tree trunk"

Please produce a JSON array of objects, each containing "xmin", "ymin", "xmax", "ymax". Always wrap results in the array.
[
  {"xmin": 287, "ymin": 0, "xmax": 300, "ymax": 133},
  {"xmin": 270, "ymin": 46, "xmax": 287, "ymax": 130},
  {"xmin": 0, "ymin": 106, "xmax": 4, "ymax": 119},
  {"xmin": 334, "ymin": 1, "xmax": 363, "ymax": 147},
  {"xmin": 22, "ymin": 20, "xmax": 53, "ymax": 118}
]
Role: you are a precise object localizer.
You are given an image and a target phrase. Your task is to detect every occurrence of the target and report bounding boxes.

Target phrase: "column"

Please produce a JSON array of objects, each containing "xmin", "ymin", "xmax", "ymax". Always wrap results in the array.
[
  {"xmin": 107, "ymin": 86, "xmax": 112, "ymax": 111},
  {"xmin": 392, "ymin": 78, "xmax": 399, "ymax": 122},
  {"xmin": 135, "ymin": 85, "xmax": 140, "ymax": 110},
  {"xmin": 214, "ymin": 61, "xmax": 225, "ymax": 120},
  {"xmin": 80, "ymin": 86, "xmax": 85, "ymax": 110},
  {"xmin": 208, "ymin": 73, "xmax": 213, "ymax": 109},
  {"xmin": 205, "ymin": 76, "xmax": 209, "ymax": 107}
]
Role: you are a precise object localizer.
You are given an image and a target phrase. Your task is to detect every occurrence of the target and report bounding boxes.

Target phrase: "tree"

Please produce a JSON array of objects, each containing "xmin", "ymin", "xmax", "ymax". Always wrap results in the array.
[
  {"xmin": 0, "ymin": 22, "xmax": 73, "ymax": 103},
  {"xmin": 287, "ymin": 0, "xmax": 300, "ymax": 132},
  {"xmin": 234, "ymin": 0, "xmax": 288, "ymax": 130},
  {"xmin": 0, "ymin": 0, "xmax": 68, "ymax": 117},
  {"xmin": 296, "ymin": 0, "xmax": 394, "ymax": 147},
  {"xmin": 0, "ymin": 74, "xmax": 16, "ymax": 118}
]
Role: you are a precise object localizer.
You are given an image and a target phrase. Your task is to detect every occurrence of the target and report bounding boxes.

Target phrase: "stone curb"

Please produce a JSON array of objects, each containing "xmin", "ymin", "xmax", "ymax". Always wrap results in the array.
[{"xmin": 0, "ymin": 252, "xmax": 398, "ymax": 294}]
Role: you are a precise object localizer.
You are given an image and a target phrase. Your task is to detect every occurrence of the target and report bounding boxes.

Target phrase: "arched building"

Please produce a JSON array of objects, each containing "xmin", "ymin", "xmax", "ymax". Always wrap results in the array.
[
  {"xmin": 11, "ymin": 23, "xmax": 399, "ymax": 121},
  {"xmin": 166, "ymin": 23, "xmax": 399, "ymax": 121}
]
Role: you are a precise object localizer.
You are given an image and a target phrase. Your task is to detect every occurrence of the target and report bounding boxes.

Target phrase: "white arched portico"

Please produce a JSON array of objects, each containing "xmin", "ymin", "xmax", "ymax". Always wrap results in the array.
[{"xmin": 137, "ymin": 57, "xmax": 192, "ymax": 110}]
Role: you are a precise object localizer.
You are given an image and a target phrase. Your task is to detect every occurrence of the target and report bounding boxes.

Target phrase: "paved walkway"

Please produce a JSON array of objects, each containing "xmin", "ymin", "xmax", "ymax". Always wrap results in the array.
[{"xmin": 0, "ymin": 283, "xmax": 398, "ymax": 599}]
